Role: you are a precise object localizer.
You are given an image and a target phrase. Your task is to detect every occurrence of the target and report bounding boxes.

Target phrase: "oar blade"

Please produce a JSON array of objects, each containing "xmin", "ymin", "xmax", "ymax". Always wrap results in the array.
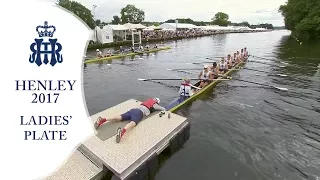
[
  {"xmin": 138, "ymin": 78, "xmax": 148, "ymax": 81},
  {"xmin": 275, "ymin": 87, "xmax": 288, "ymax": 91},
  {"xmin": 277, "ymin": 74, "xmax": 288, "ymax": 77}
]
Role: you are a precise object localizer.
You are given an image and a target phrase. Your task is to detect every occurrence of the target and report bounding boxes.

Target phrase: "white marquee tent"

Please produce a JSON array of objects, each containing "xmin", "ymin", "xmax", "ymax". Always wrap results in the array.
[
  {"xmin": 159, "ymin": 23, "xmax": 199, "ymax": 30},
  {"xmin": 124, "ymin": 23, "xmax": 146, "ymax": 30},
  {"xmin": 90, "ymin": 25, "xmax": 128, "ymax": 44}
]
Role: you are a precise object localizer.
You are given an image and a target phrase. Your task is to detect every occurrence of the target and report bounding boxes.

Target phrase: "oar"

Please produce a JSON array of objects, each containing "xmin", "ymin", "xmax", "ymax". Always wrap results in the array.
[
  {"xmin": 186, "ymin": 61, "xmax": 217, "ymax": 65},
  {"xmin": 138, "ymin": 78, "xmax": 231, "ymax": 81},
  {"xmin": 234, "ymin": 67, "xmax": 288, "ymax": 77},
  {"xmin": 167, "ymin": 69, "xmax": 197, "ymax": 75},
  {"xmin": 167, "ymin": 68, "xmax": 202, "ymax": 71},
  {"xmin": 190, "ymin": 85, "xmax": 202, "ymax": 90},
  {"xmin": 167, "ymin": 69, "xmax": 233, "ymax": 79},
  {"xmin": 205, "ymin": 57, "xmax": 222, "ymax": 60},
  {"xmin": 232, "ymin": 79, "xmax": 288, "ymax": 91},
  {"xmin": 249, "ymin": 60, "xmax": 286, "ymax": 68},
  {"xmin": 251, "ymin": 55, "xmax": 289, "ymax": 65}
]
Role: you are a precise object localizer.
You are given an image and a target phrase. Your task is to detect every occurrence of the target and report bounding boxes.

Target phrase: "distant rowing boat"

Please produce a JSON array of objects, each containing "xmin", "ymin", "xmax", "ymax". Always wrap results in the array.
[
  {"xmin": 166, "ymin": 58, "xmax": 248, "ymax": 112},
  {"xmin": 84, "ymin": 46, "xmax": 171, "ymax": 64}
]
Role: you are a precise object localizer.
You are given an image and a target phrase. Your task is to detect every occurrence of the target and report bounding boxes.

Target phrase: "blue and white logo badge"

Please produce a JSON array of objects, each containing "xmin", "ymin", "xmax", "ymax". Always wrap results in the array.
[{"xmin": 29, "ymin": 21, "xmax": 63, "ymax": 67}]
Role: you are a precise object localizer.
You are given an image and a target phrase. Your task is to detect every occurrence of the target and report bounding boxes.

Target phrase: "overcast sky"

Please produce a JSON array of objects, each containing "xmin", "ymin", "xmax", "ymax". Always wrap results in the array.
[{"xmin": 47, "ymin": 0, "xmax": 287, "ymax": 26}]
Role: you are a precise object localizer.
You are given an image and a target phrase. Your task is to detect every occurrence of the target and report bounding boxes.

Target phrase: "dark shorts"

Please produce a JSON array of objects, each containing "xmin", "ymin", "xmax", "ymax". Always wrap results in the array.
[
  {"xmin": 201, "ymin": 79, "xmax": 211, "ymax": 83},
  {"xmin": 219, "ymin": 69, "xmax": 228, "ymax": 73},
  {"xmin": 120, "ymin": 108, "xmax": 143, "ymax": 124}
]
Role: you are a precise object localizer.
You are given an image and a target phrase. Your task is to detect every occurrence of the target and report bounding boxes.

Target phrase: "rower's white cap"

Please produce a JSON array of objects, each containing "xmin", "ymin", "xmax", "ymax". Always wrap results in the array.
[
  {"xmin": 96, "ymin": 49, "xmax": 99, "ymax": 51},
  {"xmin": 155, "ymin": 98, "xmax": 160, "ymax": 103},
  {"xmin": 204, "ymin": 65, "xmax": 208, "ymax": 68}
]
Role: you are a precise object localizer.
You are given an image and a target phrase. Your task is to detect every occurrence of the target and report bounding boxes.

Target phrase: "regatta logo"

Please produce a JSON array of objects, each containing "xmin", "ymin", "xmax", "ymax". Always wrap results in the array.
[{"xmin": 29, "ymin": 21, "xmax": 63, "ymax": 67}]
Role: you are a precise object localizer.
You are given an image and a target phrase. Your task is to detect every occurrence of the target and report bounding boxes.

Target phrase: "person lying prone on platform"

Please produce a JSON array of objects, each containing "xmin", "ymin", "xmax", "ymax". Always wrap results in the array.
[{"xmin": 94, "ymin": 98, "xmax": 166, "ymax": 143}]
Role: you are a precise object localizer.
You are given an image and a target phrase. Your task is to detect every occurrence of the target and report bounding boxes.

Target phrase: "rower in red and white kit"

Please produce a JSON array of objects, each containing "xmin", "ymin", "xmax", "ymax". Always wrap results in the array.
[
  {"xmin": 94, "ymin": 98, "xmax": 166, "ymax": 143},
  {"xmin": 218, "ymin": 57, "xmax": 228, "ymax": 74}
]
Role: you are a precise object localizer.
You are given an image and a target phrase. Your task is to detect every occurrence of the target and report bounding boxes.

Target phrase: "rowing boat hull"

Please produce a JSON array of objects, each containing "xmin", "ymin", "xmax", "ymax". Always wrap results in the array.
[
  {"xmin": 84, "ymin": 46, "xmax": 171, "ymax": 64},
  {"xmin": 167, "ymin": 59, "xmax": 248, "ymax": 112}
]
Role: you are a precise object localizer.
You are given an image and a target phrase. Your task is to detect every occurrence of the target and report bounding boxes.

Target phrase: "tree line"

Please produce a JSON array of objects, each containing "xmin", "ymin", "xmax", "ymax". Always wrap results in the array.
[
  {"xmin": 279, "ymin": 0, "xmax": 320, "ymax": 40},
  {"xmin": 57, "ymin": 0, "xmax": 275, "ymax": 30}
]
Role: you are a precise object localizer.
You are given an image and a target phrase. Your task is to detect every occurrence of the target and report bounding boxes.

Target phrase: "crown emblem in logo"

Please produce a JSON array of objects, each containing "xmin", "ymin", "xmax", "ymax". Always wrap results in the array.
[{"xmin": 36, "ymin": 21, "xmax": 56, "ymax": 37}]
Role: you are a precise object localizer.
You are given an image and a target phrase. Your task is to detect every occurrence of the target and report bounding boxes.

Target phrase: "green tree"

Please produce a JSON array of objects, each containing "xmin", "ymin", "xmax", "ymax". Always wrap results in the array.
[
  {"xmin": 279, "ymin": 0, "xmax": 320, "ymax": 40},
  {"xmin": 111, "ymin": 15, "xmax": 121, "ymax": 24},
  {"xmin": 212, "ymin": 12, "xmax": 229, "ymax": 26},
  {"xmin": 57, "ymin": 0, "xmax": 95, "ymax": 29},
  {"xmin": 120, "ymin": 4, "xmax": 145, "ymax": 23}
]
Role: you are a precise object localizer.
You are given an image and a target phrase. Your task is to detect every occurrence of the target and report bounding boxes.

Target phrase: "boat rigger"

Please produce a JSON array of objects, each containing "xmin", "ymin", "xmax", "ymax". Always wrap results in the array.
[{"xmin": 165, "ymin": 61, "xmax": 245, "ymax": 112}]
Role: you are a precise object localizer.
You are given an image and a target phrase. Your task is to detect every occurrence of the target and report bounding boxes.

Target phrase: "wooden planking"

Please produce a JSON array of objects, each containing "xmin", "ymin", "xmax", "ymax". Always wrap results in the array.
[
  {"xmin": 45, "ymin": 150, "xmax": 102, "ymax": 180},
  {"xmin": 82, "ymin": 99, "xmax": 187, "ymax": 177}
]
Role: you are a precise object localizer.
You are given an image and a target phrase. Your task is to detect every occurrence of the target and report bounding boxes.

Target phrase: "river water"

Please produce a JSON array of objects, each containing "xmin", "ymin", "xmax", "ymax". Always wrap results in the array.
[{"xmin": 83, "ymin": 30, "xmax": 320, "ymax": 180}]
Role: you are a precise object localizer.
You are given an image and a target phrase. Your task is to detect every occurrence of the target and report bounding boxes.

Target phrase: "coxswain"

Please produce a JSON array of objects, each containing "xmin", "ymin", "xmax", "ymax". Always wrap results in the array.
[
  {"xmin": 146, "ymin": 44, "xmax": 150, "ymax": 51},
  {"xmin": 218, "ymin": 57, "xmax": 228, "ymax": 74},
  {"xmin": 154, "ymin": 44, "xmax": 158, "ymax": 48},
  {"xmin": 198, "ymin": 65, "xmax": 213, "ymax": 88},
  {"xmin": 209, "ymin": 62, "xmax": 219, "ymax": 79},
  {"xmin": 94, "ymin": 98, "xmax": 166, "ymax": 143},
  {"xmin": 179, "ymin": 78, "xmax": 194, "ymax": 100}
]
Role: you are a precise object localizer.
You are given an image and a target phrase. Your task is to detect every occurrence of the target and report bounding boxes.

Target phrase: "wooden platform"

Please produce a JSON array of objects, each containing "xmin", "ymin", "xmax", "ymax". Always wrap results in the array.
[
  {"xmin": 45, "ymin": 150, "xmax": 103, "ymax": 180},
  {"xmin": 46, "ymin": 99, "xmax": 189, "ymax": 180},
  {"xmin": 80, "ymin": 99, "xmax": 188, "ymax": 179}
]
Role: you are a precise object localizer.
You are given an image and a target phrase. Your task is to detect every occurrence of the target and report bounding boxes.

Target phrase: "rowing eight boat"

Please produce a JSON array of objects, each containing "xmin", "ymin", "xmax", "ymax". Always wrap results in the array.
[
  {"xmin": 84, "ymin": 46, "xmax": 171, "ymax": 64},
  {"xmin": 166, "ymin": 58, "xmax": 248, "ymax": 112}
]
